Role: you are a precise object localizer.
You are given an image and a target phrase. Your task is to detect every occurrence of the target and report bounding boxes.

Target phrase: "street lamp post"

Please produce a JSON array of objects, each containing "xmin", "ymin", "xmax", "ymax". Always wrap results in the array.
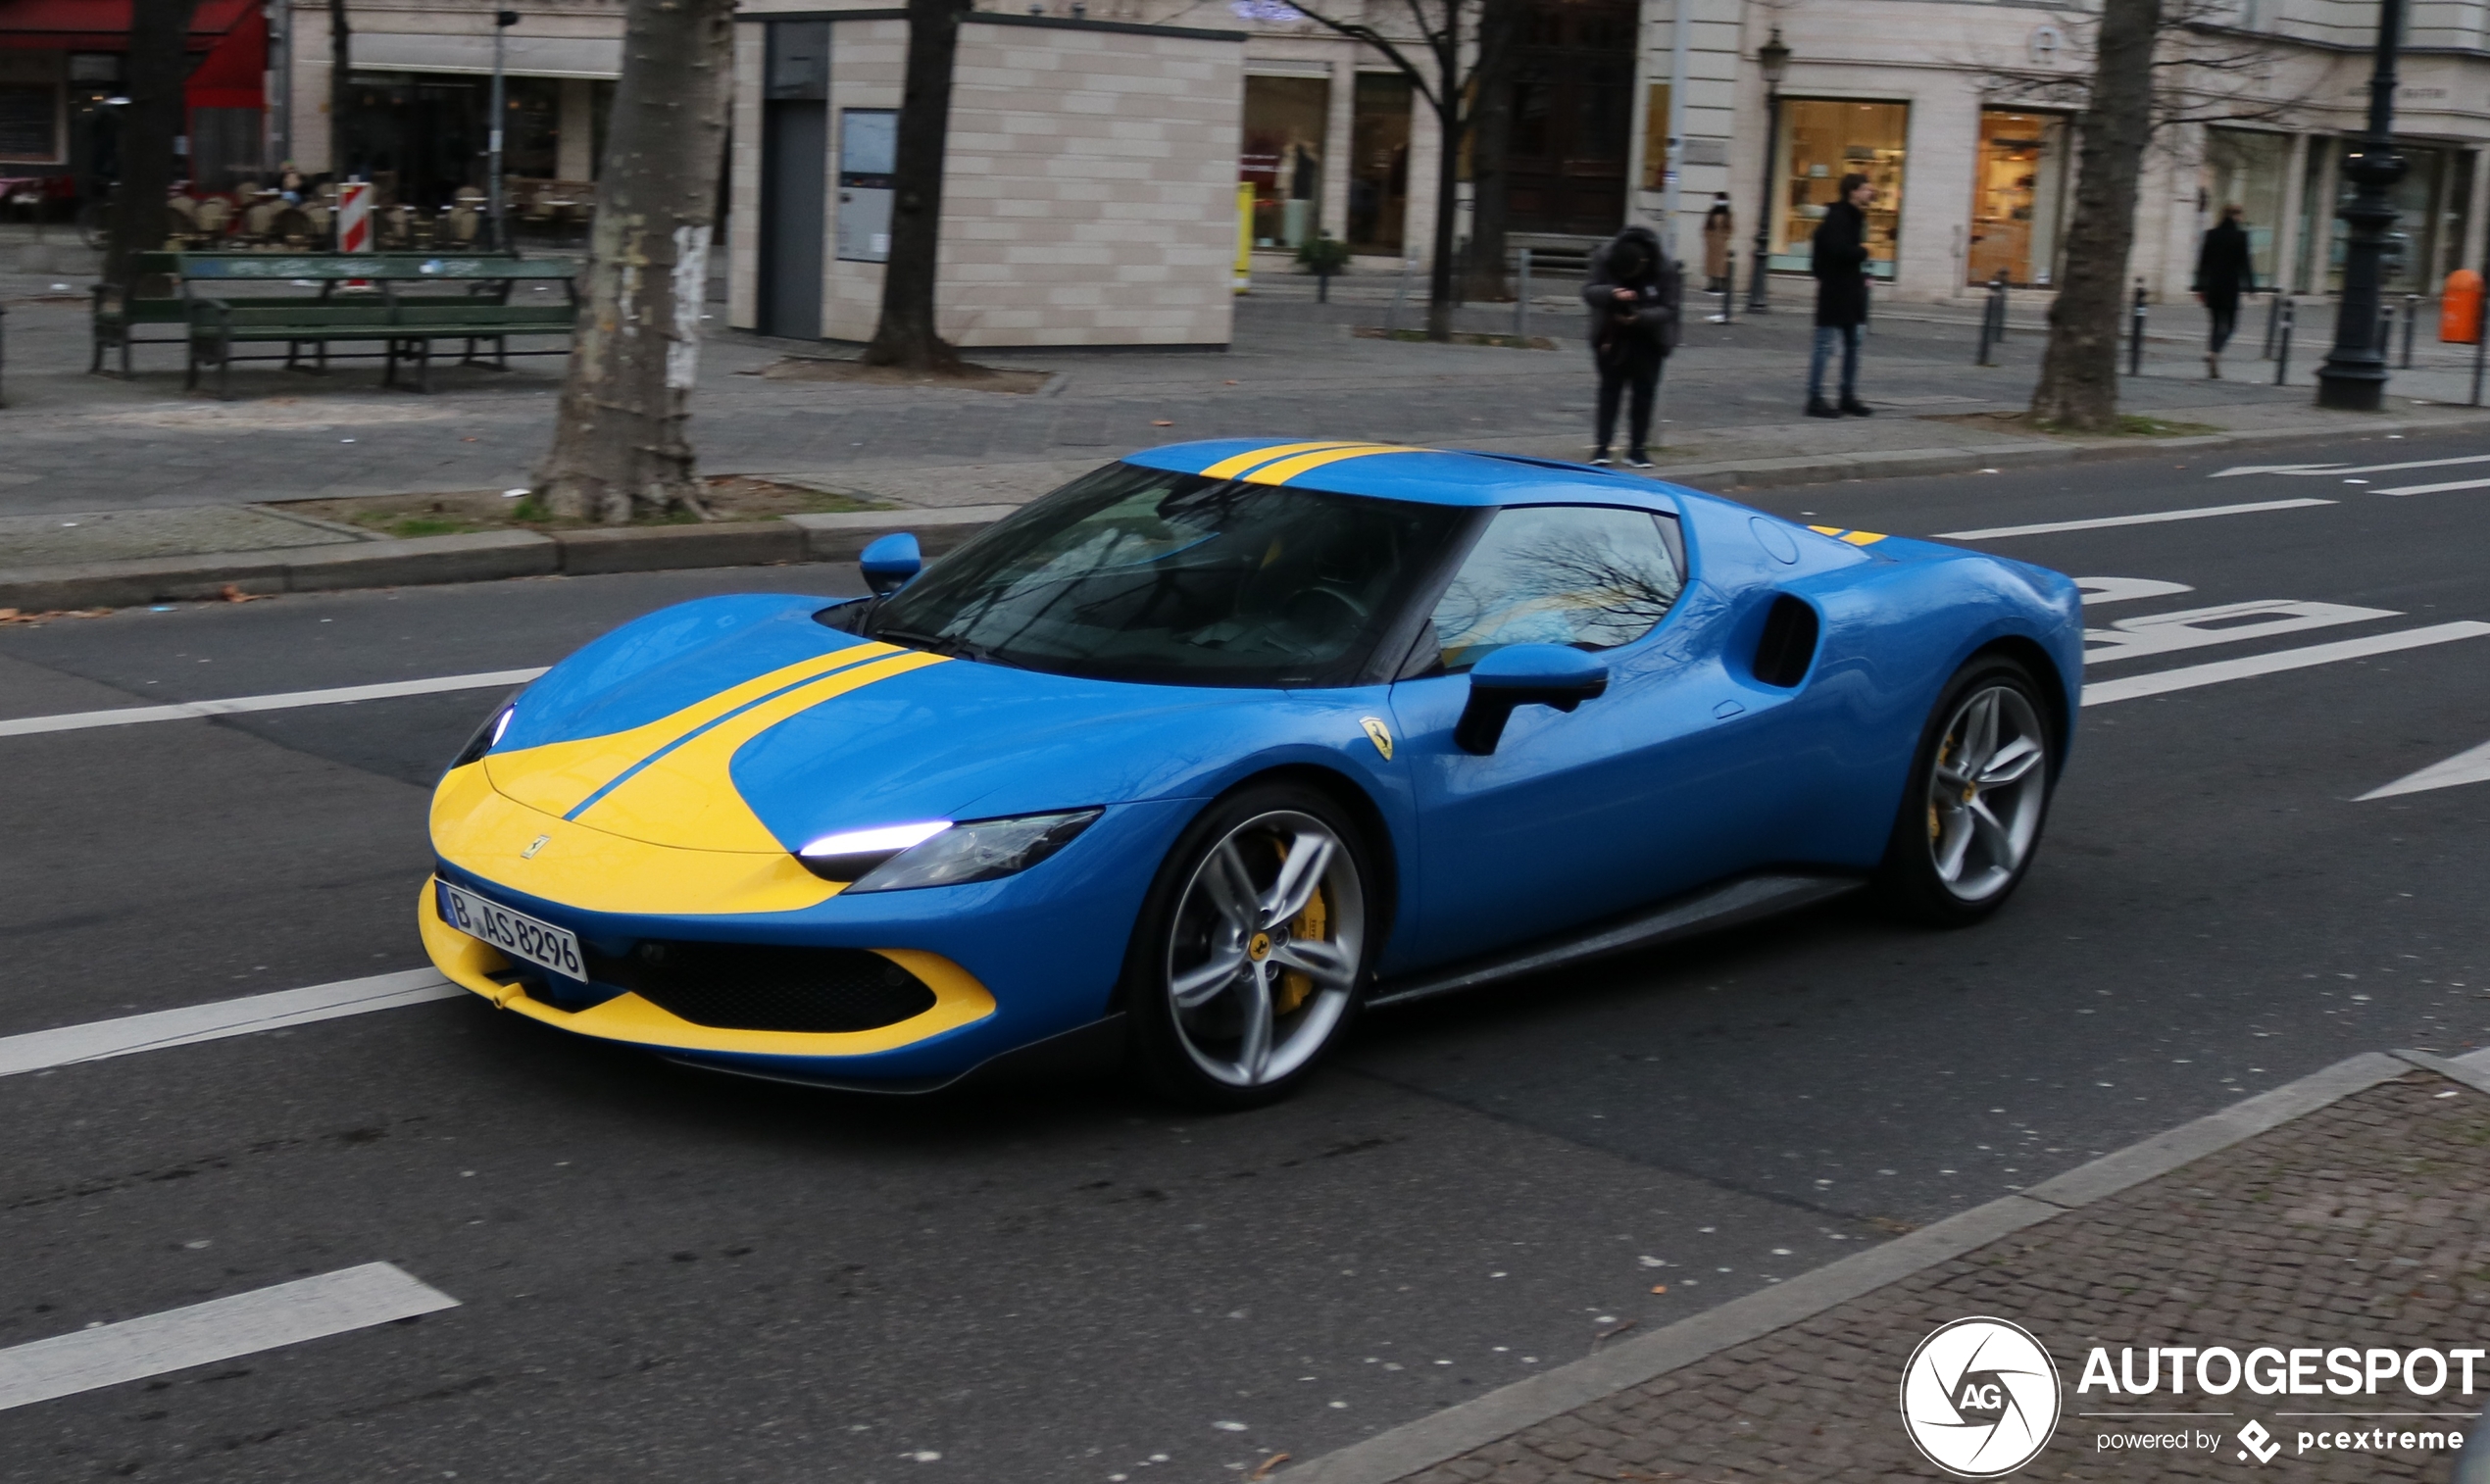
[
  {"xmin": 1744, "ymin": 28, "xmax": 1790, "ymax": 313},
  {"xmin": 2313, "ymin": 0, "xmax": 2406, "ymax": 410},
  {"xmin": 487, "ymin": 9, "xmax": 519, "ymax": 251}
]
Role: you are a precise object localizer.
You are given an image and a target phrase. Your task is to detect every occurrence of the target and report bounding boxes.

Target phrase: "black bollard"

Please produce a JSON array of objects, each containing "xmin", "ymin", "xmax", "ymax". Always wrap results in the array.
[
  {"xmin": 2403, "ymin": 294, "xmax": 2418, "ymax": 369},
  {"xmin": 2274, "ymin": 297, "xmax": 2295, "ymax": 385},
  {"xmin": 2127, "ymin": 279, "xmax": 2148, "ymax": 375},
  {"xmin": 2263, "ymin": 293, "xmax": 2281, "ymax": 360}
]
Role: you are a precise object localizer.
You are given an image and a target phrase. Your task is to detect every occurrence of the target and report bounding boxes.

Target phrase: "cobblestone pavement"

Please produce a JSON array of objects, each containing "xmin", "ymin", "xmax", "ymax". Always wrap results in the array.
[
  {"xmin": 1394, "ymin": 1069, "xmax": 2489, "ymax": 1483},
  {"xmin": 3, "ymin": 263, "xmax": 2426, "ymax": 522}
]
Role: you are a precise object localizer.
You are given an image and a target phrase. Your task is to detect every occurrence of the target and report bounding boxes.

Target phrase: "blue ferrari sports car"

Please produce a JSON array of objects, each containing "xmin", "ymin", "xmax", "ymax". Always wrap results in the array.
[{"xmin": 422, "ymin": 440, "xmax": 2082, "ymax": 1106}]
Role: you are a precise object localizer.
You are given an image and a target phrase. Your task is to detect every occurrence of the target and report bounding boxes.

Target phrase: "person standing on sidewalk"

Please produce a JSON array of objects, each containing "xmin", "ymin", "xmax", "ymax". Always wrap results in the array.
[
  {"xmin": 2193, "ymin": 204, "xmax": 2256, "ymax": 379},
  {"xmin": 1582, "ymin": 223, "xmax": 1681, "ymax": 469},
  {"xmin": 1805, "ymin": 173, "xmax": 1875, "ymax": 419},
  {"xmin": 1702, "ymin": 194, "xmax": 1734, "ymax": 294}
]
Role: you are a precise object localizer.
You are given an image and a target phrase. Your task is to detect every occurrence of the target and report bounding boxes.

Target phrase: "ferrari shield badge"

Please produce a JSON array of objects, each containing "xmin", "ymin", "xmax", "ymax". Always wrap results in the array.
[{"xmin": 1360, "ymin": 717, "xmax": 1393, "ymax": 761}]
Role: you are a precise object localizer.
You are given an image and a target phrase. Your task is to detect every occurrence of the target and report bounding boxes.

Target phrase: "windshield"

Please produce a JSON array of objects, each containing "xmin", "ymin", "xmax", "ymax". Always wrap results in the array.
[{"xmin": 856, "ymin": 462, "xmax": 1474, "ymax": 686}]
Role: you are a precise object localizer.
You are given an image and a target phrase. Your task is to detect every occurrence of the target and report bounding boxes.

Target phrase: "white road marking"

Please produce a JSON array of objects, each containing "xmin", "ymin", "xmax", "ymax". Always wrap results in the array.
[
  {"xmin": 0, "ymin": 1263, "xmax": 459, "ymax": 1412},
  {"xmin": 2082, "ymin": 622, "xmax": 2490, "ymax": 706},
  {"xmin": 2359, "ymin": 739, "xmax": 2490, "ymax": 801},
  {"xmin": 2077, "ymin": 577, "xmax": 2195, "ymax": 607},
  {"xmin": 0, "ymin": 668, "xmax": 547, "ymax": 740},
  {"xmin": 2376, "ymin": 475, "xmax": 2490, "ymax": 497},
  {"xmin": 2084, "ymin": 599, "xmax": 2400, "ymax": 665},
  {"xmin": 1933, "ymin": 499, "xmax": 2334, "ymax": 540},
  {"xmin": 2211, "ymin": 452, "xmax": 2490, "ymax": 478},
  {"xmin": 0, "ymin": 968, "xmax": 461, "ymax": 1079}
]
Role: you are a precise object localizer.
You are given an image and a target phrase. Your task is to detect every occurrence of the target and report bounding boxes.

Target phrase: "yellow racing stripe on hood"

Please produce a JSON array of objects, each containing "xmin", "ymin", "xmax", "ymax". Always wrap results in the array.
[
  {"xmin": 1244, "ymin": 443, "xmax": 1430, "ymax": 485},
  {"xmin": 485, "ymin": 643, "xmax": 900, "ymax": 820},
  {"xmin": 569, "ymin": 649, "xmax": 949, "ymax": 852},
  {"xmin": 1197, "ymin": 441, "xmax": 1371, "ymax": 481}
]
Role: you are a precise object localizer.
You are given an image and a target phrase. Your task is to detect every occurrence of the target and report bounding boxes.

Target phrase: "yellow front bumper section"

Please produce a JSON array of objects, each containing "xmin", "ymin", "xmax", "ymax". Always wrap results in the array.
[{"xmin": 419, "ymin": 883, "xmax": 997, "ymax": 1059}]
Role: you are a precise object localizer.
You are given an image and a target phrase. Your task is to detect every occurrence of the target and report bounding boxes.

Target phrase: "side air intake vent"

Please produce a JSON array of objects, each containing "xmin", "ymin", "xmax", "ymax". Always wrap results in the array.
[{"xmin": 1754, "ymin": 595, "xmax": 1819, "ymax": 687}]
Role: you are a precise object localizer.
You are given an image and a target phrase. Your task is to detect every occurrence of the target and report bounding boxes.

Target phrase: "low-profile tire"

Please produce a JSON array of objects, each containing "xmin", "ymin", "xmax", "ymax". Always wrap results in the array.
[
  {"xmin": 1123, "ymin": 783, "xmax": 1375, "ymax": 1110},
  {"xmin": 1873, "ymin": 657, "xmax": 2058, "ymax": 927}
]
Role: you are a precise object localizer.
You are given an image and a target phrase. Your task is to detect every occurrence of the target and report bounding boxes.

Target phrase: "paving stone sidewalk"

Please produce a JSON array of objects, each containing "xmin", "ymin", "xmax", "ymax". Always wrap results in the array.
[{"xmin": 1372, "ymin": 1066, "xmax": 2490, "ymax": 1483}]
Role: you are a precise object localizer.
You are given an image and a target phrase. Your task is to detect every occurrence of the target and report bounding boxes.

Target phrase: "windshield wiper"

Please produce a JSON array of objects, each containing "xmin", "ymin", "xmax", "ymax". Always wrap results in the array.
[{"xmin": 874, "ymin": 627, "xmax": 1022, "ymax": 669}]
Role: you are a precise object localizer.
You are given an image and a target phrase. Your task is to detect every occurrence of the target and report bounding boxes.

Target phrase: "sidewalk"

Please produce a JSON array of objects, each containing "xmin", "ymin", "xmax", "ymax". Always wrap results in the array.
[
  {"xmin": 6, "ymin": 261, "xmax": 2490, "ymax": 605},
  {"xmin": 1287, "ymin": 1051, "xmax": 2490, "ymax": 1484}
]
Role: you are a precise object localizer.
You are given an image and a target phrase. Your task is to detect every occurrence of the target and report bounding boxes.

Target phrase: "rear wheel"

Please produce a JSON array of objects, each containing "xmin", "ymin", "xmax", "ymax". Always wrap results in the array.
[
  {"xmin": 1125, "ymin": 785, "xmax": 1372, "ymax": 1109},
  {"xmin": 1875, "ymin": 659, "xmax": 2056, "ymax": 925}
]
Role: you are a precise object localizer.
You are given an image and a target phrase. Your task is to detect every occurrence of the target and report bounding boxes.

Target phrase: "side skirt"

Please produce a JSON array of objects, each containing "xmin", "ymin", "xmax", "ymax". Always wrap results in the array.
[{"xmin": 1366, "ymin": 871, "xmax": 1865, "ymax": 1010}]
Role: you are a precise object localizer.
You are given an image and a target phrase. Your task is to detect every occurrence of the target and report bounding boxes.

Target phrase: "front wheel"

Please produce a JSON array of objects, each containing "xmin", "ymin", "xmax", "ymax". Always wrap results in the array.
[
  {"xmin": 1874, "ymin": 659, "xmax": 2057, "ymax": 925},
  {"xmin": 1124, "ymin": 785, "xmax": 1373, "ymax": 1109}
]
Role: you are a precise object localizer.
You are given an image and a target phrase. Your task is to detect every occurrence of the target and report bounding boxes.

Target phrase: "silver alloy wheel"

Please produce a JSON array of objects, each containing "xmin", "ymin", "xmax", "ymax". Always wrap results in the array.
[
  {"xmin": 1164, "ymin": 809, "xmax": 1366, "ymax": 1088},
  {"xmin": 1925, "ymin": 684, "xmax": 2049, "ymax": 903}
]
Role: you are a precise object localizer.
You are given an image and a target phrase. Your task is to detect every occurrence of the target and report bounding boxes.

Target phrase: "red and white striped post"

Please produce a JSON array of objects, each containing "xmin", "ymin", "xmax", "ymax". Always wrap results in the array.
[{"xmin": 337, "ymin": 180, "xmax": 373, "ymax": 287}]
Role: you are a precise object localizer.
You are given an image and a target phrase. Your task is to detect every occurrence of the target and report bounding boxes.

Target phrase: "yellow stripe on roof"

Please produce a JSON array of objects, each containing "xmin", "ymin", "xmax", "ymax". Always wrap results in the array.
[
  {"xmin": 1245, "ymin": 443, "xmax": 1431, "ymax": 486},
  {"xmin": 1808, "ymin": 524, "xmax": 1845, "ymax": 536},
  {"xmin": 1841, "ymin": 529, "xmax": 1888, "ymax": 545},
  {"xmin": 1198, "ymin": 441, "xmax": 1370, "ymax": 480}
]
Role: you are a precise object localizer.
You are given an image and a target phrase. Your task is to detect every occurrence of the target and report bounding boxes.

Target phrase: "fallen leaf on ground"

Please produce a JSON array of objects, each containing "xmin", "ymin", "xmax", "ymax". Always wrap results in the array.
[
  {"xmin": 0, "ymin": 607, "xmax": 114, "ymax": 625},
  {"xmin": 1650, "ymin": 1284, "xmax": 1668, "ymax": 1294},
  {"xmin": 220, "ymin": 584, "xmax": 273, "ymax": 603},
  {"xmin": 1249, "ymin": 1453, "xmax": 1290, "ymax": 1480},
  {"xmin": 1595, "ymin": 1318, "xmax": 1638, "ymax": 1343},
  {"xmin": 1152, "ymin": 420, "xmax": 1173, "ymax": 426}
]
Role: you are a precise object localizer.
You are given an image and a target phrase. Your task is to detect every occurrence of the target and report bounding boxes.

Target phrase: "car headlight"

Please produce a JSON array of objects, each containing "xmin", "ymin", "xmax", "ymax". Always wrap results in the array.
[
  {"xmin": 447, "ymin": 700, "xmax": 518, "ymax": 772},
  {"xmin": 797, "ymin": 810, "xmax": 1102, "ymax": 891}
]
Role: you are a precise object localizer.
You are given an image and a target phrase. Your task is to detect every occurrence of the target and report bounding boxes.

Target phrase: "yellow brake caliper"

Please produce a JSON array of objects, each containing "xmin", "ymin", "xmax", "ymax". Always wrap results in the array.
[{"xmin": 1273, "ymin": 838, "xmax": 1326, "ymax": 1016}]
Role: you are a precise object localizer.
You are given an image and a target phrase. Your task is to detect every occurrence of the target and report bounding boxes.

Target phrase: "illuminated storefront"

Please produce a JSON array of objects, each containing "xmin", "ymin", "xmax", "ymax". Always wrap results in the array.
[
  {"xmin": 1967, "ymin": 110, "xmax": 2070, "ymax": 288},
  {"xmin": 1765, "ymin": 99, "xmax": 1907, "ymax": 279}
]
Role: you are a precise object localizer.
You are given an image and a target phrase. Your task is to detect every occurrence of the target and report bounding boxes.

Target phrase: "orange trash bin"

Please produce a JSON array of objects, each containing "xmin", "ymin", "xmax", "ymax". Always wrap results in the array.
[{"xmin": 2444, "ymin": 269, "xmax": 2483, "ymax": 343}]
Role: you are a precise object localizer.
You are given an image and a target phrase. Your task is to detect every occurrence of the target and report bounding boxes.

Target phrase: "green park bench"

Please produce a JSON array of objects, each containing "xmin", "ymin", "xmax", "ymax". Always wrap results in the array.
[{"xmin": 92, "ymin": 252, "xmax": 579, "ymax": 398}]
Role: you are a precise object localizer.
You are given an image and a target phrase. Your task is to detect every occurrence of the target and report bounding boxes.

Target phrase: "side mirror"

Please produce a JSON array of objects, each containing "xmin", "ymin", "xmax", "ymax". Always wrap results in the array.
[
  {"xmin": 860, "ymin": 532, "xmax": 921, "ymax": 596},
  {"xmin": 1454, "ymin": 644, "xmax": 1609, "ymax": 755}
]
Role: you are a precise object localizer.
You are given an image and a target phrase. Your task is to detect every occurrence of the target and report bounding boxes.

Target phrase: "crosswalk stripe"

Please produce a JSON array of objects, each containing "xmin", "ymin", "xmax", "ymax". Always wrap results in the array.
[
  {"xmin": 2082, "ymin": 622, "xmax": 2490, "ymax": 707},
  {"xmin": 0, "ymin": 1263, "xmax": 459, "ymax": 1411},
  {"xmin": 0, "ymin": 969, "xmax": 462, "ymax": 1079},
  {"xmin": 0, "ymin": 668, "xmax": 548, "ymax": 740},
  {"xmin": 1933, "ymin": 498, "xmax": 2334, "ymax": 540}
]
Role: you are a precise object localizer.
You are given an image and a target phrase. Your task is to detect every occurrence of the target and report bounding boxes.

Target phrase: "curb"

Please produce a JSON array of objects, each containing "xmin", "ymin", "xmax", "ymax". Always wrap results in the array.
[
  {"xmin": 1661, "ymin": 404, "xmax": 2490, "ymax": 491},
  {"xmin": 1278, "ymin": 1045, "xmax": 2490, "ymax": 1484},
  {"xmin": 0, "ymin": 505, "xmax": 1019, "ymax": 613},
  {"xmin": 8, "ymin": 404, "xmax": 2488, "ymax": 609}
]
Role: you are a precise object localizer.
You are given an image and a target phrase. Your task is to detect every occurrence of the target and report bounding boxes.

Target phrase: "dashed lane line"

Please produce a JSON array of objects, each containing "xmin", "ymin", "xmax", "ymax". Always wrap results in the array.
[
  {"xmin": 2081, "ymin": 621, "xmax": 2490, "ymax": 707},
  {"xmin": 2360, "ymin": 738, "xmax": 2490, "ymax": 801},
  {"xmin": 1933, "ymin": 498, "xmax": 2335, "ymax": 541},
  {"xmin": 2377, "ymin": 475, "xmax": 2490, "ymax": 497},
  {"xmin": 0, "ymin": 1263, "xmax": 459, "ymax": 1412},
  {"xmin": 0, "ymin": 968, "xmax": 461, "ymax": 1079},
  {"xmin": 0, "ymin": 668, "xmax": 548, "ymax": 739}
]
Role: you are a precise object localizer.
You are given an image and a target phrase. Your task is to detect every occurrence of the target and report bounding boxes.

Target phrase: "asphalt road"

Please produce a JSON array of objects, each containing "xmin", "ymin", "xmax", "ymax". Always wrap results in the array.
[{"xmin": 2, "ymin": 425, "xmax": 2486, "ymax": 1482}]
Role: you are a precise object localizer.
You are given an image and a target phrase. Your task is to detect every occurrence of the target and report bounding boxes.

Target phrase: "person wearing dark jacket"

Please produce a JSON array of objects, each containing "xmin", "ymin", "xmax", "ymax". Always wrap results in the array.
[
  {"xmin": 1806, "ymin": 173, "xmax": 1876, "ymax": 418},
  {"xmin": 1581, "ymin": 223, "xmax": 1681, "ymax": 468},
  {"xmin": 2194, "ymin": 204, "xmax": 2257, "ymax": 379}
]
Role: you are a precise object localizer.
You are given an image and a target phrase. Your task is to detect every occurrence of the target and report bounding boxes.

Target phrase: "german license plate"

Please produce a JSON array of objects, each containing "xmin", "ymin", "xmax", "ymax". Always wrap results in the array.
[{"xmin": 436, "ymin": 879, "xmax": 585, "ymax": 981}]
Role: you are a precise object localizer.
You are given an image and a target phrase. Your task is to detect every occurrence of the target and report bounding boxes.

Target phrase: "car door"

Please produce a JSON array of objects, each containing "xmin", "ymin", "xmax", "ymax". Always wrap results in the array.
[{"xmin": 1383, "ymin": 502, "xmax": 1804, "ymax": 970}]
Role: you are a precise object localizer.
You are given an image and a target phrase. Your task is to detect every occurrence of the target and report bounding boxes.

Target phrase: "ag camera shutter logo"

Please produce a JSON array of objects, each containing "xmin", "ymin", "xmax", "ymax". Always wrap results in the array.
[{"xmin": 1899, "ymin": 1317, "xmax": 2063, "ymax": 1477}]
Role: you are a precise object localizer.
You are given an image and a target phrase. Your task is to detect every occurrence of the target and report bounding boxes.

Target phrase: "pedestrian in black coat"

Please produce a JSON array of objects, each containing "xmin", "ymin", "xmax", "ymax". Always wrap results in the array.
[
  {"xmin": 2194, "ymin": 205, "xmax": 2257, "ymax": 378},
  {"xmin": 1580, "ymin": 223, "xmax": 1681, "ymax": 468},
  {"xmin": 1805, "ymin": 173, "xmax": 1876, "ymax": 418}
]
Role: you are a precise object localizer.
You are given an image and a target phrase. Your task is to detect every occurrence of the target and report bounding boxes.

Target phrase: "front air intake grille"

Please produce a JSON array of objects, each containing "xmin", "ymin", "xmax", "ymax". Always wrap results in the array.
[{"xmin": 587, "ymin": 942, "xmax": 938, "ymax": 1034}]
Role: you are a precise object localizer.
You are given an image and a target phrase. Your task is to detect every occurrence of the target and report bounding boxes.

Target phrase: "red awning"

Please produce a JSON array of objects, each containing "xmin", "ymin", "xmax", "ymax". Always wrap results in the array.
[{"xmin": 0, "ymin": 0, "xmax": 263, "ymax": 52}]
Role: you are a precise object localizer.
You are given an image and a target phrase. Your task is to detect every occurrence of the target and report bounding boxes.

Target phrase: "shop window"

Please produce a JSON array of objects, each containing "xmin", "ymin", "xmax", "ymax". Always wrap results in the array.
[
  {"xmin": 1967, "ymin": 111, "xmax": 2070, "ymax": 288},
  {"xmin": 1768, "ymin": 99, "xmax": 1907, "ymax": 279},
  {"xmin": 2203, "ymin": 127, "xmax": 2288, "ymax": 288},
  {"xmin": 2299, "ymin": 137, "xmax": 2473, "ymax": 296},
  {"xmin": 1348, "ymin": 73, "xmax": 1411, "ymax": 254},
  {"xmin": 1243, "ymin": 74, "xmax": 1327, "ymax": 250},
  {"xmin": 0, "ymin": 53, "xmax": 64, "ymax": 165},
  {"xmin": 501, "ymin": 75, "xmax": 563, "ymax": 181}
]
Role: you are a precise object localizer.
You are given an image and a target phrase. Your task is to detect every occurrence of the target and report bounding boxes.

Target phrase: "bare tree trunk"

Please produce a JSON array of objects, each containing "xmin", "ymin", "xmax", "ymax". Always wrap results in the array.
[
  {"xmin": 1422, "ymin": 0, "xmax": 1462, "ymax": 341},
  {"xmin": 1462, "ymin": 0, "xmax": 1521, "ymax": 303},
  {"xmin": 327, "ymin": 0, "xmax": 350, "ymax": 181},
  {"xmin": 2029, "ymin": 0, "xmax": 2162, "ymax": 430},
  {"xmin": 106, "ymin": 0, "xmax": 201, "ymax": 288},
  {"xmin": 537, "ymin": 0, "xmax": 736, "ymax": 523},
  {"xmin": 864, "ymin": 0, "xmax": 971, "ymax": 371}
]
